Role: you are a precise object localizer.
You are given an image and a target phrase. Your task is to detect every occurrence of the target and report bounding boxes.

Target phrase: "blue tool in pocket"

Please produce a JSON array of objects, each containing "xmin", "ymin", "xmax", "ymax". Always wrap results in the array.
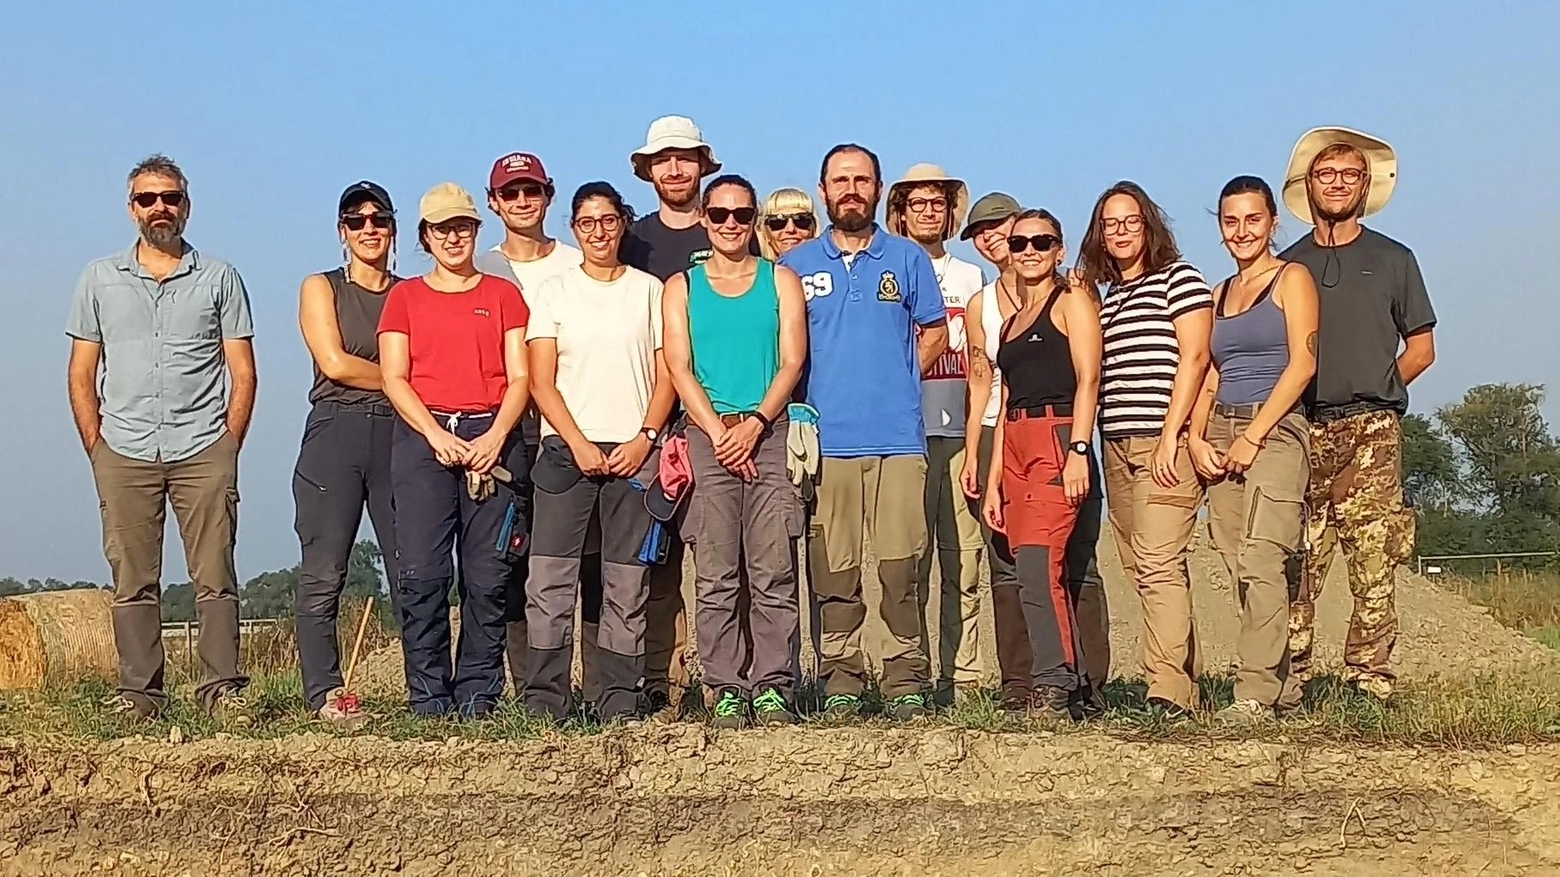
[{"xmin": 629, "ymin": 478, "xmax": 671, "ymax": 565}]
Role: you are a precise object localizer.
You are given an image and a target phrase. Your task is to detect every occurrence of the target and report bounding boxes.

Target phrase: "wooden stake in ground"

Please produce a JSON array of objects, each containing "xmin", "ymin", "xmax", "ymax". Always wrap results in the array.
[{"xmin": 341, "ymin": 598, "xmax": 375, "ymax": 695}]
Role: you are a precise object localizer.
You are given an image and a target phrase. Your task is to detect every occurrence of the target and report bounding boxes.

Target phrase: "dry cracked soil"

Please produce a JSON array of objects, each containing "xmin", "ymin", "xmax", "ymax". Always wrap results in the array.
[{"xmin": 6, "ymin": 526, "xmax": 1559, "ymax": 875}]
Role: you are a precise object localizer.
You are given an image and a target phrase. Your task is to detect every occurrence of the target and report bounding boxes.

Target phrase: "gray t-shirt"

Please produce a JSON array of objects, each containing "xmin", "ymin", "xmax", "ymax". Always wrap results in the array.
[{"xmin": 1281, "ymin": 227, "xmax": 1435, "ymax": 415}]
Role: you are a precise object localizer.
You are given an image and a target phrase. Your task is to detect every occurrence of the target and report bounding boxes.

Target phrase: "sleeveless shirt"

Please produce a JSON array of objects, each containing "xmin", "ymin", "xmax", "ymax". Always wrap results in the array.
[{"xmin": 308, "ymin": 267, "xmax": 395, "ymax": 406}]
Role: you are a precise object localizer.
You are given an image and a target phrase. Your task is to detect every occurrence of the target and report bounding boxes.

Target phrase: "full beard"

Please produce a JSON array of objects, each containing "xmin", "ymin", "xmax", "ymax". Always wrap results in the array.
[
  {"xmin": 654, "ymin": 181, "xmax": 698, "ymax": 209},
  {"xmin": 827, "ymin": 199, "xmax": 875, "ymax": 233},
  {"xmin": 138, "ymin": 214, "xmax": 185, "ymax": 248}
]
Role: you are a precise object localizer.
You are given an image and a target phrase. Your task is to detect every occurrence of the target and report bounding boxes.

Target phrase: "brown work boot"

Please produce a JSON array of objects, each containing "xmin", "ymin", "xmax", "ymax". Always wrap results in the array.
[
  {"xmin": 1028, "ymin": 686, "xmax": 1073, "ymax": 723},
  {"xmin": 102, "ymin": 694, "xmax": 157, "ymax": 724},
  {"xmin": 210, "ymin": 687, "xmax": 256, "ymax": 728},
  {"xmin": 999, "ymin": 686, "xmax": 1031, "ymax": 714}
]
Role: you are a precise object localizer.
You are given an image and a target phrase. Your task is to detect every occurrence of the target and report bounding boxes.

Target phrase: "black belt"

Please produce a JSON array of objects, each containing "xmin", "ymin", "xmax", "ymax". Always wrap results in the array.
[
  {"xmin": 314, "ymin": 400, "xmax": 395, "ymax": 417},
  {"xmin": 1006, "ymin": 403, "xmax": 1074, "ymax": 421},
  {"xmin": 1312, "ymin": 401, "xmax": 1395, "ymax": 424},
  {"xmin": 1214, "ymin": 402, "xmax": 1264, "ymax": 419}
]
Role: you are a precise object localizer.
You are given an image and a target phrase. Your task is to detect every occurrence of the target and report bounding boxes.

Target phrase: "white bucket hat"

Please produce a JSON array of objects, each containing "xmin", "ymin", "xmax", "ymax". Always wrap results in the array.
[
  {"xmin": 630, "ymin": 115, "xmax": 722, "ymax": 182},
  {"xmin": 1282, "ymin": 126, "xmax": 1398, "ymax": 225}
]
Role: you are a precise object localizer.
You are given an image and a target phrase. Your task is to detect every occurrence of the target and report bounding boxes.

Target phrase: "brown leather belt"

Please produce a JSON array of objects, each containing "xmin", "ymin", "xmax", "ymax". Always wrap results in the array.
[{"xmin": 719, "ymin": 412, "xmax": 757, "ymax": 428}]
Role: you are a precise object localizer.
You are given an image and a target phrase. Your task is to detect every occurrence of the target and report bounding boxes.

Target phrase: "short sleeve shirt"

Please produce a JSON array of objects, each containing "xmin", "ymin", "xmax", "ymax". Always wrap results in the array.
[
  {"xmin": 780, "ymin": 226, "xmax": 947, "ymax": 457},
  {"xmin": 920, "ymin": 254, "xmax": 987, "ymax": 437},
  {"xmin": 376, "ymin": 275, "xmax": 529, "ymax": 412},
  {"xmin": 527, "ymin": 266, "xmax": 664, "ymax": 443},
  {"xmin": 65, "ymin": 243, "xmax": 254, "ymax": 462},
  {"xmin": 1281, "ymin": 227, "xmax": 1436, "ymax": 414},
  {"xmin": 620, "ymin": 215, "xmax": 713, "ymax": 281}
]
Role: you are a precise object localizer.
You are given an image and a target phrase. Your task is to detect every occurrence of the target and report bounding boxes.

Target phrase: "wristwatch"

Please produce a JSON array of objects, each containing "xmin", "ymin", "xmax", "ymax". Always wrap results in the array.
[
  {"xmin": 640, "ymin": 426, "xmax": 660, "ymax": 443},
  {"xmin": 1068, "ymin": 441, "xmax": 1091, "ymax": 457}
]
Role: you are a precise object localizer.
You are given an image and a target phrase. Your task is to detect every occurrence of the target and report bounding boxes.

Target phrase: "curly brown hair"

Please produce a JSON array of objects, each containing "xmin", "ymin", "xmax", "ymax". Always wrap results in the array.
[
  {"xmin": 1076, "ymin": 180, "xmax": 1180, "ymax": 289},
  {"xmin": 887, "ymin": 180, "xmax": 961, "ymax": 239}
]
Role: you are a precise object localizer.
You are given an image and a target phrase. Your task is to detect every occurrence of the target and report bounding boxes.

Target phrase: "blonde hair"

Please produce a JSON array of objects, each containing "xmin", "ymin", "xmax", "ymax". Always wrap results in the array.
[{"xmin": 757, "ymin": 187, "xmax": 821, "ymax": 261}]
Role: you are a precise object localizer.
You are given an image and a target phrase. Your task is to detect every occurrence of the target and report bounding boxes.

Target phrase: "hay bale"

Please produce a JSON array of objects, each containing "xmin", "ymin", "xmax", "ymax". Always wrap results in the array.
[{"xmin": 0, "ymin": 589, "xmax": 118, "ymax": 690}]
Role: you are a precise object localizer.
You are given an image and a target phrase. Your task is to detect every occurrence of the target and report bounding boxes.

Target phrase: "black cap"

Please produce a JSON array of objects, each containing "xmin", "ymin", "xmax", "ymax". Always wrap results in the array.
[{"xmin": 338, "ymin": 181, "xmax": 394, "ymax": 216}]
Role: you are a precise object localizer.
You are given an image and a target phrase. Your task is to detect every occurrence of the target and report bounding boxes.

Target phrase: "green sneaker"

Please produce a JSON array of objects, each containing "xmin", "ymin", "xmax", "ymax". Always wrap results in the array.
[
  {"xmin": 887, "ymin": 693, "xmax": 928, "ymax": 721},
  {"xmin": 752, "ymin": 688, "xmax": 797, "ymax": 726},
  {"xmin": 711, "ymin": 688, "xmax": 748, "ymax": 730},
  {"xmin": 821, "ymin": 693, "xmax": 862, "ymax": 719}
]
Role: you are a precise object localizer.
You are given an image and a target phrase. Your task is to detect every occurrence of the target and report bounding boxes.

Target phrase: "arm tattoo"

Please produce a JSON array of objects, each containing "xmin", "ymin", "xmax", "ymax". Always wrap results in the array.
[
  {"xmin": 1306, "ymin": 331, "xmax": 1318, "ymax": 355},
  {"xmin": 969, "ymin": 346, "xmax": 991, "ymax": 381}
]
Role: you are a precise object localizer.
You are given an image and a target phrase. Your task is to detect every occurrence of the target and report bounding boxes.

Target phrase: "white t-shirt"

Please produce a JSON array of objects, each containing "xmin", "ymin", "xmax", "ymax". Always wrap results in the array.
[
  {"xmin": 495, "ymin": 242, "xmax": 583, "ymax": 303},
  {"xmin": 527, "ymin": 265, "xmax": 664, "ymax": 443},
  {"xmin": 920, "ymin": 253, "xmax": 987, "ymax": 437}
]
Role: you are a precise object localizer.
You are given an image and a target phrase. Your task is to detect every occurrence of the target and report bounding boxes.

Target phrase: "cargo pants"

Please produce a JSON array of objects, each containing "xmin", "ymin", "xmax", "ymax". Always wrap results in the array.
[{"xmin": 917, "ymin": 435, "xmax": 984, "ymax": 694}]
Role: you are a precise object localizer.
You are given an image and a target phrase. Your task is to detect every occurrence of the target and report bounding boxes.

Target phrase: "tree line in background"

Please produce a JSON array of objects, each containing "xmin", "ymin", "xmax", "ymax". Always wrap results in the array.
[
  {"xmin": 1405, "ymin": 383, "xmax": 1560, "ymax": 566},
  {"xmin": 5, "ymin": 382, "xmax": 1555, "ymax": 601}
]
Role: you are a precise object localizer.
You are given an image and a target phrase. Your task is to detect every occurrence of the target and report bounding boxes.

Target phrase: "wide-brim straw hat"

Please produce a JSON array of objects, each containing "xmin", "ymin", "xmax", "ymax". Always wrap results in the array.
[
  {"xmin": 886, "ymin": 163, "xmax": 968, "ymax": 242},
  {"xmin": 1282, "ymin": 126, "xmax": 1397, "ymax": 225}
]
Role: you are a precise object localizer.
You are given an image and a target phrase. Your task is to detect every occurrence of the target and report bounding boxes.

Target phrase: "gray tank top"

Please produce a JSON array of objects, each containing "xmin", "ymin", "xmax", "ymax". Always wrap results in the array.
[
  {"xmin": 308, "ymin": 268, "xmax": 394, "ymax": 406},
  {"xmin": 1211, "ymin": 269, "xmax": 1289, "ymax": 407}
]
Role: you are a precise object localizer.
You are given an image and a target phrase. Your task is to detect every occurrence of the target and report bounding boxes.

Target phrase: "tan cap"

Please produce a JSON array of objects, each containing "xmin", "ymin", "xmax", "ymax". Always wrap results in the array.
[
  {"xmin": 419, "ymin": 182, "xmax": 481, "ymax": 224},
  {"xmin": 886, "ymin": 163, "xmax": 969, "ymax": 242},
  {"xmin": 1282, "ymin": 127, "xmax": 1397, "ymax": 225},
  {"xmin": 959, "ymin": 192, "xmax": 1021, "ymax": 240}
]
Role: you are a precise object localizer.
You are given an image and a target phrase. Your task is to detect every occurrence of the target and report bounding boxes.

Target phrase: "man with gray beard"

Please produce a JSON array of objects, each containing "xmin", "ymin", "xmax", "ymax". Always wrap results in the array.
[{"xmin": 66, "ymin": 154, "xmax": 257, "ymax": 724}]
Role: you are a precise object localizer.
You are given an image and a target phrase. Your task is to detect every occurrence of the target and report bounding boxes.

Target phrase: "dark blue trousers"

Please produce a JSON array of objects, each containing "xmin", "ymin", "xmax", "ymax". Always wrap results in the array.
[{"xmin": 391, "ymin": 414, "xmax": 530, "ymax": 717}]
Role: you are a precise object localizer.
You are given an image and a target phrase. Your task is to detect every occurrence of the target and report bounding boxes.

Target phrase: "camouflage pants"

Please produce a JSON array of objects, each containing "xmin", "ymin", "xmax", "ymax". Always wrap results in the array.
[{"xmin": 1287, "ymin": 410, "xmax": 1415, "ymax": 698}]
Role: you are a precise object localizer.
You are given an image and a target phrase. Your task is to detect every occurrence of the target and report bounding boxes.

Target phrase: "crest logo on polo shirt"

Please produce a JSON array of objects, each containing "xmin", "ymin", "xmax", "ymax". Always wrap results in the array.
[
  {"xmin": 877, "ymin": 271, "xmax": 901, "ymax": 302},
  {"xmin": 801, "ymin": 272, "xmax": 833, "ymax": 301}
]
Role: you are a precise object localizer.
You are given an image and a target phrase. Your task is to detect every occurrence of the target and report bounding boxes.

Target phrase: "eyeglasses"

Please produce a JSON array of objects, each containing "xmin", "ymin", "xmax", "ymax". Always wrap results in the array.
[
  {"xmin": 764, "ymin": 213, "xmax": 816, "ymax": 232},
  {"xmin": 341, "ymin": 213, "xmax": 394, "ymax": 231},
  {"xmin": 131, "ymin": 191, "xmax": 185, "ymax": 208},
  {"xmin": 1101, "ymin": 214, "xmax": 1144, "ymax": 235},
  {"xmin": 496, "ymin": 183, "xmax": 547, "ymax": 202},
  {"xmin": 1310, "ymin": 167, "xmax": 1367, "ymax": 186},
  {"xmin": 572, "ymin": 214, "xmax": 623, "ymax": 234},
  {"xmin": 907, "ymin": 196, "xmax": 948, "ymax": 214},
  {"xmin": 1007, "ymin": 234, "xmax": 1061, "ymax": 254},
  {"xmin": 706, "ymin": 207, "xmax": 756, "ymax": 226},
  {"xmin": 429, "ymin": 221, "xmax": 477, "ymax": 240}
]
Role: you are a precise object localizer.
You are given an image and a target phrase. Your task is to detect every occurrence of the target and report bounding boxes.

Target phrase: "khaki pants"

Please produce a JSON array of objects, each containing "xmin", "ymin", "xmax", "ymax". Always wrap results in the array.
[
  {"xmin": 90, "ymin": 433, "xmax": 245, "ymax": 712},
  {"xmin": 1288, "ymin": 410, "xmax": 1414, "ymax": 699},
  {"xmin": 1103, "ymin": 435, "xmax": 1203, "ymax": 710},
  {"xmin": 1206, "ymin": 408, "xmax": 1309, "ymax": 707},
  {"xmin": 917, "ymin": 436, "xmax": 984, "ymax": 691},
  {"xmin": 809, "ymin": 454, "xmax": 930, "ymax": 698}
]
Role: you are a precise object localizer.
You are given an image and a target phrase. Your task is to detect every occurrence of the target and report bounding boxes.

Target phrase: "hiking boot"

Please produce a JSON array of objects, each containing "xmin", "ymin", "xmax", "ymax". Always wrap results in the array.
[
  {"xmin": 710, "ymin": 688, "xmax": 749, "ymax": 730},
  {"xmin": 317, "ymin": 689, "xmax": 367, "ymax": 730},
  {"xmin": 1071, "ymin": 683, "xmax": 1106, "ymax": 722},
  {"xmin": 211, "ymin": 688, "xmax": 255, "ymax": 728},
  {"xmin": 1146, "ymin": 696, "xmax": 1195, "ymax": 723},
  {"xmin": 999, "ymin": 687, "xmax": 1031, "ymax": 714},
  {"xmin": 1028, "ymin": 686, "xmax": 1073, "ymax": 722},
  {"xmin": 821, "ymin": 693, "xmax": 862, "ymax": 720},
  {"xmin": 752, "ymin": 688, "xmax": 797, "ymax": 726},
  {"xmin": 1213, "ymin": 699, "xmax": 1273, "ymax": 726},
  {"xmin": 642, "ymin": 686, "xmax": 672, "ymax": 715},
  {"xmin": 102, "ymin": 694, "xmax": 156, "ymax": 723},
  {"xmin": 887, "ymin": 693, "xmax": 929, "ymax": 722}
]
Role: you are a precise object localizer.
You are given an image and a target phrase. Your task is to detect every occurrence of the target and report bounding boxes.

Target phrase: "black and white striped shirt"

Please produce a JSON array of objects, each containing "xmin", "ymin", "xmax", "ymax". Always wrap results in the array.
[{"xmin": 1098, "ymin": 260, "xmax": 1213, "ymax": 439}]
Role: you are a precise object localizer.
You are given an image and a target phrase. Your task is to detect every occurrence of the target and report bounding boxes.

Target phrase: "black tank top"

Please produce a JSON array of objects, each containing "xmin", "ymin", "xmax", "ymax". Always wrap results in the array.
[
  {"xmin": 996, "ymin": 288, "xmax": 1077, "ymax": 410},
  {"xmin": 308, "ymin": 268, "xmax": 396, "ymax": 406}
]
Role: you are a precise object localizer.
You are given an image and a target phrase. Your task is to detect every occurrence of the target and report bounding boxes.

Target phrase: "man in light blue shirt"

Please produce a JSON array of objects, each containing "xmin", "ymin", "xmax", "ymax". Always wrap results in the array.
[
  {"xmin": 779, "ymin": 143, "xmax": 948, "ymax": 720},
  {"xmin": 65, "ymin": 154, "xmax": 257, "ymax": 723}
]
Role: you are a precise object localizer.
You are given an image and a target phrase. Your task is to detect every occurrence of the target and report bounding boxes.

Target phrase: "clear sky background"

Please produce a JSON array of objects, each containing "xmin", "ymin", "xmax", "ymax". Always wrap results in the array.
[{"xmin": 2, "ymin": 1, "xmax": 1556, "ymax": 582}]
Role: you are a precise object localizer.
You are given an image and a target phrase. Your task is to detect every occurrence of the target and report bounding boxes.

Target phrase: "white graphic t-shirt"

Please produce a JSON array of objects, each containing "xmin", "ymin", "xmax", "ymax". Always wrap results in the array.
[{"xmin": 920, "ymin": 253, "xmax": 987, "ymax": 437}]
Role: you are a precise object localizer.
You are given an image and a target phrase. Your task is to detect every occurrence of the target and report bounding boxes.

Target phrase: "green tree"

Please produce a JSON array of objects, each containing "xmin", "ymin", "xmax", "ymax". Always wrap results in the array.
[
  {"xmin": 1436, "ymin": 383, "xmax": 1560, "ymax": 552},
  {"xmin": 235, "ymin": 540, "xmax": 387, "ymax": 619},
  {"xmin": 161, "ymin": 582, "xmax": 196, "ymax": 622}
]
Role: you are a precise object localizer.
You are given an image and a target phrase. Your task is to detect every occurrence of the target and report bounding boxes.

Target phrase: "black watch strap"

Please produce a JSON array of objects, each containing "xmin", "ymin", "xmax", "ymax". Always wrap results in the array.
[{"xmin": 1068, "ymin": 441, "xmax": 1091, "ymax": 456}]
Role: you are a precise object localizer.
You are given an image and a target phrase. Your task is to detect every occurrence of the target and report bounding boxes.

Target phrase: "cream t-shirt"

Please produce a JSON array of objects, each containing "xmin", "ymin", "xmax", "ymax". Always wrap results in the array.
[
  {"xmin": 527, "ymin": 265, "xmax": 664, "ymax": 443},
  {"xmin": 500, "ymin": 241, "xmax": 583, "ymax": 303},
  {"xmin": 920, "ymin": 253, "xmax": 988, "ymax": 437}
]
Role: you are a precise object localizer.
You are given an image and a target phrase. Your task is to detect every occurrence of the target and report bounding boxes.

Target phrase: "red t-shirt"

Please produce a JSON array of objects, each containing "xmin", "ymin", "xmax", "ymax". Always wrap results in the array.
[{"xmin": 377, "ymin": 275, "xmax": 529, "ymax": 412}]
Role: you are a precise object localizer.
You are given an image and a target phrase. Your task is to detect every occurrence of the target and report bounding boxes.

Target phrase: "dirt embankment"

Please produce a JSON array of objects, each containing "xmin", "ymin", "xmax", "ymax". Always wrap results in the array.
[{"xmin": 4, "ymin": 727, "xmax": 1560, "ymax": 876}]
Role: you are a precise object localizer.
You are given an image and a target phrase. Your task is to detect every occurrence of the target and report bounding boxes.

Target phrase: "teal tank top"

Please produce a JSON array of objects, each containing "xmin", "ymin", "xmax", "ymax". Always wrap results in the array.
[{"xmin": 687, "ymin": 259, "xmax": 781, "ymax": 415}]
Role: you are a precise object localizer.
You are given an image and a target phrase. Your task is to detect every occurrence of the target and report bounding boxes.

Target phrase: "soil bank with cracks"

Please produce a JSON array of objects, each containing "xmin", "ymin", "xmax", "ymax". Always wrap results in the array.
[{"xmin": 4, "ymin": 727, "xmax": 1560, "ymax": 876}]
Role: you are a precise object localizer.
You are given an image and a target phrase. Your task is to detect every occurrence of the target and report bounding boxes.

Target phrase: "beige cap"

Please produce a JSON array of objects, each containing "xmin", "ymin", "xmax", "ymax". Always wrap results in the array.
[{"xmin": 419, "ymin": 182, "xmax": 481, "ymax": 224}]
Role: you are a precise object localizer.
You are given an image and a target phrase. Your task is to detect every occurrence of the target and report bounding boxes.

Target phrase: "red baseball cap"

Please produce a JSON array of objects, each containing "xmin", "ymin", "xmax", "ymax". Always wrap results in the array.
[{"xmin": 488, "ymin": 152, "xmax": 551, "ymax": 191}]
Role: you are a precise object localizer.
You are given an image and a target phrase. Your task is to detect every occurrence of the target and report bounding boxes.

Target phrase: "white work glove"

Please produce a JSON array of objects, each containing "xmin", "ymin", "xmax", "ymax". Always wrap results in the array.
[{"xmin": 786, "ymin": 404, "xmax": 821, "ymax": 487}]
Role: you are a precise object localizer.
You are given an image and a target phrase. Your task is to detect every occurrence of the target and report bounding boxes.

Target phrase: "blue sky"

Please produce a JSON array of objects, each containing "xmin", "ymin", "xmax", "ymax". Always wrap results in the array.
[{"xmin": 2, "ymin": 1, "xmax": 1556, "ymax": 581}]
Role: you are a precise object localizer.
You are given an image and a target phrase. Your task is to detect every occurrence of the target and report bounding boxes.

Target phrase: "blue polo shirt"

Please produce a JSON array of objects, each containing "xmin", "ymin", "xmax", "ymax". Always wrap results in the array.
[{"xmin": 780, "ymin": 225, "xmax": 945, "ymax": 457}]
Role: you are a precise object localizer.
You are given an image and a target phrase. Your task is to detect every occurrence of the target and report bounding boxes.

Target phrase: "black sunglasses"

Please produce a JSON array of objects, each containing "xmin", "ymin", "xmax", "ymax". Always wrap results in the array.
[
  {"xmin": 1007, "ymin": 234, "xmax": 1061, "ymax": 254},
  {"xmin": 706, "ymin": 206, "xmax": 756, "ymax": 226},
  {"xmin": 341, "ymin": 213, "xmax": 394, "ymax": 231},
  {"xmin": 764, "ymin": 213, "xmax": 816, "ymax": 232},
  {"xmin": 131, "ymin": 191, "xmax": 185, "ymax": 208},
  {"xmin": 496, "ymin": 183, "xmax": 548, "ymax": 202}
]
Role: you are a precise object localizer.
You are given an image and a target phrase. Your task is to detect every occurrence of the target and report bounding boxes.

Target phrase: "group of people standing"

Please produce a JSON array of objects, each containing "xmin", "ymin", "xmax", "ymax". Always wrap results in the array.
[{"xmin": 67, "ymin": 117, "xmax": 1433, "ymax": 729}]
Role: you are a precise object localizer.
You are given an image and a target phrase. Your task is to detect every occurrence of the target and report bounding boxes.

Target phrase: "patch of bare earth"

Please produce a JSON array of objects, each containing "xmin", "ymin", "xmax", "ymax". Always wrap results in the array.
[{"xmin": 4, "ymin": 728, "xmax": 1559, "ymax": 876}]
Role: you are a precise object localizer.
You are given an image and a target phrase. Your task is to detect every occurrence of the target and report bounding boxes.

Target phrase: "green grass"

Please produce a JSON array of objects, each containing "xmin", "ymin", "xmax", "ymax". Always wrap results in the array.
[
  {"xmin": 1530, "ymin": 627, "xmax": 1560, "ymax": 651},
  {"xmin": 1443, "ymin": 569, "xmax": 1560, "ymax": 651},
  {"xmin": 6, "ymin": 668, "xmax": 1558, "ymax": 748}
]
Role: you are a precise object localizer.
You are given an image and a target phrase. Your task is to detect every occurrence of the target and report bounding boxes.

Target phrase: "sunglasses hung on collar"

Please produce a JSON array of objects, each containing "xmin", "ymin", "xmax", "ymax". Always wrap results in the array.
[
  {"xmin": 1007, "ymin": 234, "xmax": 1060, "ymax": 254},
  {"xmin": 764, "ymin": 213, "xmax": 816, "ymax": 232},
  {"xmin": 706, "ymin": 207, "xmax": 756, "ymax": 226}
]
